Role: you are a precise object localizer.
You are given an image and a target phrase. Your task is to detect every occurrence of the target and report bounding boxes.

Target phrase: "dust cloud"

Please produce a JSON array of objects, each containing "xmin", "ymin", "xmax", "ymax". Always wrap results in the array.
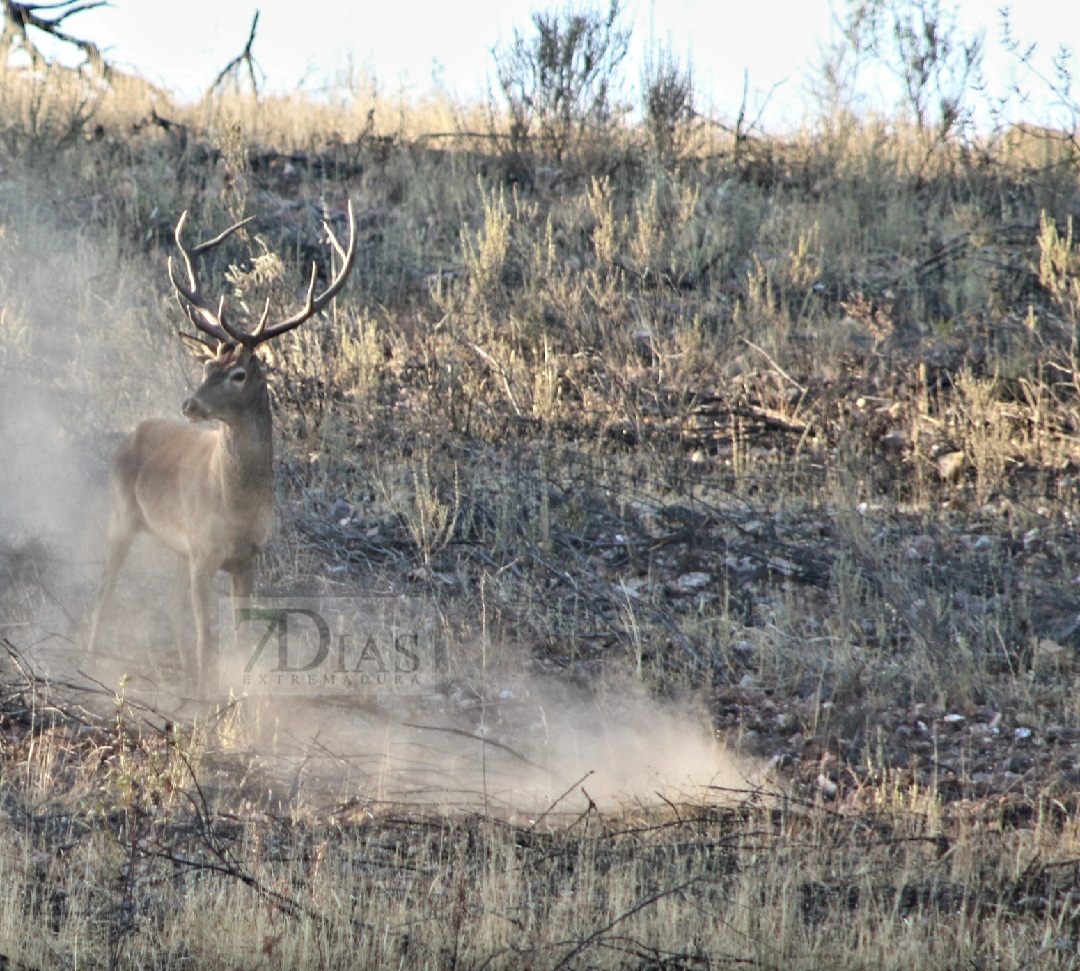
[
  {"xmin": 0, "ymin": 189, "xmax": 756, "ymax": 818},
  {"xmin": 237, "ymin": 671, "xmax": 756, "ymax": 815},
  {"xmin": 0, "ymin": 185, "xmax": 189, "ymax": 681},
  {"xmin": 80, "ymin": 590, "xmax": 758, "ymax": 814}
]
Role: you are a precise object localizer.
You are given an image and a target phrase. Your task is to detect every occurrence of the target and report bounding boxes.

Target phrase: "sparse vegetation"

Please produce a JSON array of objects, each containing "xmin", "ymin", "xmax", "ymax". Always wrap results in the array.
[{"xmin": 0, "ymin": 3, "xmax": 1079, "ymax": 966}]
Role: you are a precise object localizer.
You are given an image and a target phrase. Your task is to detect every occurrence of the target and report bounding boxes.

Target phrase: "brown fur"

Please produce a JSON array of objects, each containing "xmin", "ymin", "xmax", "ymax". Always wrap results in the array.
[{"xmin": 88, "ymin": 345, "xmax": 274, "ymax": 697}]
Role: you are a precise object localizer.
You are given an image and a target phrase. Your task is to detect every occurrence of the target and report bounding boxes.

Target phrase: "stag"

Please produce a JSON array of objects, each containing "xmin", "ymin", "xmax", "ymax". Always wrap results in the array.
[{"xmin": 88, "ymin": 202, "xmax": 357, "ymax": 697}]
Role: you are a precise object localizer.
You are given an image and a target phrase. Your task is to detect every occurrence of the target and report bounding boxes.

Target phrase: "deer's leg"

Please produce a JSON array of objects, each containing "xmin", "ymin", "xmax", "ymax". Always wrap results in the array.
[
  {"xmin": 188, "ymin": 557, "xmax": 218, "ymax": 699},
  {"xmin": 87, "ymin": 523, "xmax": 136, "ymax": 654},
  {"xmin": 169, "ymin": 555, "xmax": 190, "ymax": 659},
  {"xmin": 228, "ymin": 561, "xmax": 255, "ymax": 600},
  {"xmin": 224, "ymin": 561, "xmax": 256, "ymax": 685}
]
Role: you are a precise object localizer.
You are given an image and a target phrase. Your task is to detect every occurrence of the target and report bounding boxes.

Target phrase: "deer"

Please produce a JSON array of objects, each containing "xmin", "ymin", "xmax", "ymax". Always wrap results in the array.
[{"xmin": 87, "ymin": 201, "xmax": 357, "ymax": 698}]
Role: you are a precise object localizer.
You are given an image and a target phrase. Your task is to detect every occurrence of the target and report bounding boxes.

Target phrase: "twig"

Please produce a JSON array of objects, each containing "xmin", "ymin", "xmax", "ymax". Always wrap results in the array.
[
  {"xmin": 740, "ymin": 337, "xmax": 806, "ymax": 393},
  {"xmin": 466, "ymin": 339, "xmax": 525, "ymax": 418},
  {"xmin": 531, "ymin": 770, "xmax": 594, "ymax": 828},
  {"xmin": 0, "ymin": 1, "xmax": 111, "ymax": 76},
  {"xmin": 551, "ymin": 877, "xmax": 702, "ymax": 970},
  {"xmin": 400, "ymin": 721, "xmax": 544, "ymax": 769}
]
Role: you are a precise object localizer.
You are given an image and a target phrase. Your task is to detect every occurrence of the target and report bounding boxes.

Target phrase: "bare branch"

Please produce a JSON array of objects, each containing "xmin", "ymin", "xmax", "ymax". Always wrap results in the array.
[
  {"xmin": 0, "ymin": 1, "xmax": 112, "ymax": 76},
  {"xmin": 206, "ymin": 9, "xmax": 263, "ymax": 100}
]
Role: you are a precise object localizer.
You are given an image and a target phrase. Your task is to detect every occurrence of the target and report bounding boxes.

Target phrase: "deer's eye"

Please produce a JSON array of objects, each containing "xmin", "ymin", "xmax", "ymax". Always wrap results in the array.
[{"xmin": 229, "ymin": 369, "xmax": 247, "ymax": 384}]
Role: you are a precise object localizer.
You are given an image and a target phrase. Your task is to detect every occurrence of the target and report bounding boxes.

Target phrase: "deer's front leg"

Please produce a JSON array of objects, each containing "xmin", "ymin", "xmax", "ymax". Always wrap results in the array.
[
  {"xmin": 224, "ymin": 560, "xmax": 257, "ymax": 689},
  {"xmin": 188, "ymin": 557, "xmax": 218, "ymax": 699},
  {"xmin": 169, "ymin": 555, "xmax": 191, "ymax": 658}
]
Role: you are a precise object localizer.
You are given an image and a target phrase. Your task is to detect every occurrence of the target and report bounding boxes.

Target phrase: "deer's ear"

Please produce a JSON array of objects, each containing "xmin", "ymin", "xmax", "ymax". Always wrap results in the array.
[{"xmin": 179, "ymin": 332, "xmax": 220, "ymax": 363}]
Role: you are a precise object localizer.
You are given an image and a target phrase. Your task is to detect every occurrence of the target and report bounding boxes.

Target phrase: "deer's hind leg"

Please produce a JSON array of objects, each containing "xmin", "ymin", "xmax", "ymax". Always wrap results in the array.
[
  {"xmin": 217, "ymin": 559, "xmax": 257, "ymax": 692},
  {"xmin": 228, "ymin": 560, "xmax": 255, "ymax": 601},
  {"xmin": 87, "ymin": 513, "xmax": 138, "ymax": 654}
]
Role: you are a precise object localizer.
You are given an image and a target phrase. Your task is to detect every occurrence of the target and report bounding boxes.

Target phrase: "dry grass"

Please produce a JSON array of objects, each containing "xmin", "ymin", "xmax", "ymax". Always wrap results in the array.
[
  {"xmin": 0, "ymin": 60, "xmax": 1080, "ymax": 966},
  {"xmin": 0, "ymin": 657, "xmax": 1078, "ymax": 971}
]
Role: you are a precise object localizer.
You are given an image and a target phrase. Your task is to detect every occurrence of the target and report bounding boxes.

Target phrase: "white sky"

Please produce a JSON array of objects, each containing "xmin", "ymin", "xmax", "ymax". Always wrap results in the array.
[{"xmin": 52, "ymin": 1, "xmax": 1078, "ymax": 129}]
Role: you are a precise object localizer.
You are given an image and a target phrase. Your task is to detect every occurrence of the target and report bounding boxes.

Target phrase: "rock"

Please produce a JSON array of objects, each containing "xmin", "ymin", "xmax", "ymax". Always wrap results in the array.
[
  {"xmin": 936, "ymin": 450, "xmax": 966, "ymax": 483},
  {"xmin": 882, "ymin": 428, "xmax": 907, "ymax": 453},
  {"xmin": 816, "ymin": 774, "xmax": 838, "ymax": 797},
  {"xmin": 675, "ymin": 572, "xmax": 711, "ymax": 592}
]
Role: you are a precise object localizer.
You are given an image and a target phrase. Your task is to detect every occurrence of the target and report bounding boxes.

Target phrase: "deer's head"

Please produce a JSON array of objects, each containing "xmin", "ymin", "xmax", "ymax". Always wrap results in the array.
[
  {"xmin": 180, "ymin": 343, "xmax": 267, "ymax": 424},
  {"xmin": 168, "ymin": 203, "xmax": 357, "ymax": 426}
]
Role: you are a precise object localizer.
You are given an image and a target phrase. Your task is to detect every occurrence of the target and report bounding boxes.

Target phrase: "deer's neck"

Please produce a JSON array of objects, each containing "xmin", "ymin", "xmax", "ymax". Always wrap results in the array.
[{"xmin": 214, "ymin": 393, "xmax": 274, "ymax": 507}]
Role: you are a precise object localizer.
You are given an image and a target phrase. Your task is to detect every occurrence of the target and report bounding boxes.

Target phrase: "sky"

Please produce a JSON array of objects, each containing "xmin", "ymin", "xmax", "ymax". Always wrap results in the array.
[{"xmin": 38, "ymin": 1, "xmax": 1078, "ymax": 130}]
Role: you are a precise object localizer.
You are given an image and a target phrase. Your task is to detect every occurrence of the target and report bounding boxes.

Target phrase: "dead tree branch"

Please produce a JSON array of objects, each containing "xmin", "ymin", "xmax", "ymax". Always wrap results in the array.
[
  {"xmin": 0, "ymin": 0, "xmax": 111, "ymax": 76},
  {"xmin": 206, "ymin": 9, "xmax": 263, "ymax": 99}
]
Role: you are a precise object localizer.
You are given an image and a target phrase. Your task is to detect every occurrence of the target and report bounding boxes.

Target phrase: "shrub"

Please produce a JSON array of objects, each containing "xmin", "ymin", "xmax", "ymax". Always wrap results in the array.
[
  {"xmin": 492, "ymin": 0, "xmax": 630, "ymax": 163},
  {"xmin": 641, "ymin": 42, "xmax": 696, "ymax": 166}
]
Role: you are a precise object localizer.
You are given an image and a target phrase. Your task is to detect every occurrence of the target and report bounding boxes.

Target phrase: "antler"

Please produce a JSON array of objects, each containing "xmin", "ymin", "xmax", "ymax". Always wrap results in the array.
[
  {"xmin": 169, "ymin": 200, "xmax": 357, "ymax": 350},
  {"xmin": 169, "ymin": 211, "xmax": 254, "ymax": 347}
]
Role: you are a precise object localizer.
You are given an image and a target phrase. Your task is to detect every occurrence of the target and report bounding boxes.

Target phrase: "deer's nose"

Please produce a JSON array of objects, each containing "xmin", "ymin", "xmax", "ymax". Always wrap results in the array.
[{"xmin": 182, "ymin": 397, "xmax": 207, "ymax": 421}]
